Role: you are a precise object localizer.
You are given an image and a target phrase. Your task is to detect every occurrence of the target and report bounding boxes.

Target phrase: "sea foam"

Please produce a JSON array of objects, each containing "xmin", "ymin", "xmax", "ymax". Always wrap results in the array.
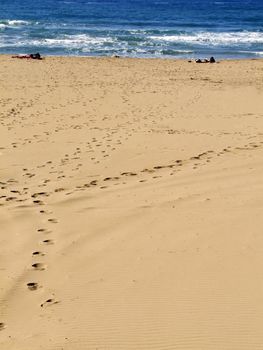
[{"xmin": 149, "ymin": 31, "xmax": 263, "ymax": 46}]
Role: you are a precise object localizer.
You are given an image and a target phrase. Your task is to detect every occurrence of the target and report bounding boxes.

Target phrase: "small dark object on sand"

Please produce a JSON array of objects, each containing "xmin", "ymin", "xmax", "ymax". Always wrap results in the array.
[
  {"xmin": 196, "ymin": 58, "xmax": 209, "ymax": 63},
  {"xmin": 195, "ymin": 57, "xmax": 216, "ymax": 63},
  {"xmin": 30, "ymin": 52, "xmax": 42, "ymax": 59},
  {"xmin": 12, "ymin": 52, "xmax": 43, "ymax": 60}
]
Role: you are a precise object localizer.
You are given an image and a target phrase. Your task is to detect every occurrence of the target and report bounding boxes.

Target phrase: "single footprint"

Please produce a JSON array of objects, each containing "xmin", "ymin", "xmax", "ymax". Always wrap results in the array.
[
  {"xmin": 54, "ymin": 187, "xmax": 65, "ymax": 193},
  {"xmin": 33, "ymin": 200, "xmax": 44, "ymax": 205},
  {"xmin": 42, "ymin": 239, "xmax": 54, "ymax": 245},
  {"xmin": 32, "ymin": 263, "xmax": 46, "ymax": 271},
  {"xmin": 0, "ymin": 322, "xmax": 5, "ymax": 331},
  {"xmin": 31, "ymin": 192, "xmax": 48, "ymax": 198},
  {"xmin": 5, "ymin": 197, "xmax": 16, "ymax": 202},
  {"xmin": 37, "ymin": 228, "xmax": 51, "ymax": 233},
  {"xmin": 40, "ymin": 298, "xmax": 59, "ymax": 308},
  {"xmin": 32, "ymin": 251, "xmax": 45, "ymax": 256},
  {"xmin": 40, "ymin": 210, "xmax": 53, "ymax": 214},
  {"xmin": 48, "ymin": 218, "xmax": 58, "ymax": 224},
  {"xmin": 103, "ymin": 177, "xmax": 112, "ymax": 181},
  {"xmin": 27, "ymin": 282, "xmax": 38, "ymax": 291},
  {"xmin": 153, "ymin": 166, "xmax": 163, "ymax": 170},
  {"xmin": 90, "ymin": 180, "xmax": 98, "ymax": 186}
]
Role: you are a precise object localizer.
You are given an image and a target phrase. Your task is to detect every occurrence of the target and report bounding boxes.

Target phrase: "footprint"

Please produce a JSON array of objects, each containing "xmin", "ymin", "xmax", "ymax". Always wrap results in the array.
[
  {"xmin": 48, "ymin": 218, "xmax": 58, "ymax": 224},
  {"xmin": 37, "ymin": 228, "xmax": 51, "ymax": 233},
  {"xmin": 27, "ymin": 282, "xmax": 38, "ymax": 291},
  {"xmin": 40, "ymin": 210, "xmax": 52, "ymax": 214},
  {"xmin": 32, "ymin": 263, "xmax": 46, "ymax": 271},
  {"xmin": 124, "ymin": 172, "xmax": 137, "ymax": 176},
  {"xmin": 54, "ymin": 187, "xmax": 65, "ymax": 193},
  {"xmin": 103, "ymin": 177, "xmax": 112, "ymax": 181},
  {"xmin": 32, "ymin": 251, "xmax": 45, "ymax": 256},
  {"xmin": 153, "ymin": 166, "xmax": 163, "ymax": 170},
  {"xmin": 0, "ymin": 322, "xmax": 5, "ymax": 331},
  {"xmin": 33, "ymin": 200, "xmax": 44, "ymax": 205},
  {"xmin": 42, "ymin": 239, "xmax": 54, "ymax": 245},
  {"xmin": 40, "ymin": 298, "xmax": 59, "ymax": 308},
  {"xmin": 5, "ymin": 197, "xmax": 16, "ymax": 202},
  {"xmin": 31, "ymin": 192, "xmax": 48, "ymax": 198}
]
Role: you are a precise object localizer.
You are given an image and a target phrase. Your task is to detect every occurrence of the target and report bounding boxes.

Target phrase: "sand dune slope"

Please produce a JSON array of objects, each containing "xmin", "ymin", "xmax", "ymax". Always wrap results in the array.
[{"xmin": 1, "ymin": 56, "xmax": 263, "ymax": 349}]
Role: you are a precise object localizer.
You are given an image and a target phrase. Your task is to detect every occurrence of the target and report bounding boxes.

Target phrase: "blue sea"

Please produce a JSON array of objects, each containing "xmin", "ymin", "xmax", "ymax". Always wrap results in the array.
[{"xmin": 0, "ymin": 0, "xmax": 263, "ymax": 59}]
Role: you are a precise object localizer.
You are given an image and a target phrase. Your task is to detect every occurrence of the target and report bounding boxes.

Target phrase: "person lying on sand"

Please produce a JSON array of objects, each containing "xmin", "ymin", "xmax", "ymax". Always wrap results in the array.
[
  {"xmin": 195, "ymin": 57, "xmax": 216, "ymax": 63},
  {"xmin": 12, "ymin": 53, "xmax": 43, "ymax": 60}
]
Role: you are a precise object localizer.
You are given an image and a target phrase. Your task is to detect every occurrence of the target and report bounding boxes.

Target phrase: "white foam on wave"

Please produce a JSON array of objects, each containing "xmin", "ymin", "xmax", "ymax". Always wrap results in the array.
[
  {"xmin": 0, "ymin": 34, "xmax": 116, "ymax": 49},
  {"xmin": 149, "ymin": 31, "xmax": 263, "ymax": 46},
  {"xmin": 0, "ymin": 35, "xmax": 118, "ymax": 50},
  {"xmin": 172, "ymin": 49, "xmax": 193, "ymax": 53},
  {"xmin": 0, "ymin": 19, "xmax": 30, "ymax": 29},
  {"xmin": 1, "ymin": 29, "xmax": 262, "ymax": 58},
  {"xmin": 44, "ymin": 34, "xmax": 115, "ymax": 47},
  {"xmin": 24, "ymin": 34, "xmax": 116, "ymax": 49},
  {"xmin": 238, "ymin": 50, "xmax": 263, "ymax": 56},
  {"xmin": 7, "ymin": 20, "xmax": 29, "ymax": 25}
]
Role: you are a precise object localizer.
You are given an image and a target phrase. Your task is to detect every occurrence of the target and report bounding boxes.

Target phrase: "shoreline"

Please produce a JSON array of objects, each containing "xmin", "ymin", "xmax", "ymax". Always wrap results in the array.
[{"xmin": 1, "ymin": 53, "xmax": 263, "ymax": 62}]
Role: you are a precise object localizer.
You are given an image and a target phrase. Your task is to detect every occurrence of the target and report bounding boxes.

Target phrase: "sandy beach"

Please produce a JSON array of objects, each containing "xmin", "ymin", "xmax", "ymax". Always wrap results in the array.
[{"xmin": 1, "ymin": 55, "xmax": 263, "ymax": 349}]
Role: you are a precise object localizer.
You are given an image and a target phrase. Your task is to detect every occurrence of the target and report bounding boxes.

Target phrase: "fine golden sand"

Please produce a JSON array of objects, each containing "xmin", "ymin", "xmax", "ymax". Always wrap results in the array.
[{"xmin": 1, "ymin": 55, "xmax": 263, "ymax": 349}]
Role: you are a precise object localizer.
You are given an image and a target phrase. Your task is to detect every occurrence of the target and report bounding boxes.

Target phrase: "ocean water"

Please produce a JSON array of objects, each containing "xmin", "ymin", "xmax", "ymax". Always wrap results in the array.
[{"xmin": 0, "ymin": 0, "xmax": 263, "ymax": 59}]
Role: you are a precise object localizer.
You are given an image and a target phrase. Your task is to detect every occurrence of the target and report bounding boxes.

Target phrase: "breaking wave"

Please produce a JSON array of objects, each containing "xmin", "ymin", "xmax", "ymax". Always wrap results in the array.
[
  {"xmin": 0, "ymin": 19, "xmax": 30, "ymax": 29},
  {"xmin": 149, "ymin": 31, "xmax": 263, "ymax": 46},
  {"xmin": 1, "ymin": 0, "xmax": 263, "ymax": 58}
]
